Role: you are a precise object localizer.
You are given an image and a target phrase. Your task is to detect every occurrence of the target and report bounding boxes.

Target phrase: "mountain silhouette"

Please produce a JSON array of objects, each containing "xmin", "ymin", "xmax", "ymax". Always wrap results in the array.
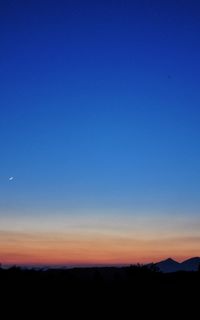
[
  {"xmin": 155, "ymin": 257, "xmax": 200, "ymax": 272},
  {"xmin": 181, "ymin": 257, "xmax": 200, "ymax": 271},
  {"xmin": 155, "ymin": 258, "xmax": 180, "ymax": 273}
]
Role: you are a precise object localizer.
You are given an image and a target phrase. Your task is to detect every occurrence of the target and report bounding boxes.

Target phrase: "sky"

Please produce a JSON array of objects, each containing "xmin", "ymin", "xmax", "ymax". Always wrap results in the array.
[{"xmin": 0, "ymin": 0, "xmax": 200, "ymax": 266}]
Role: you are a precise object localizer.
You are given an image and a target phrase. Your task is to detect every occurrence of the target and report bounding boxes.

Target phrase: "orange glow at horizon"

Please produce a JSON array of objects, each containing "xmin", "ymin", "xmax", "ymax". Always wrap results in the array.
[
  {"xmin": 1, "ymin": 230, "xmax": 199, "ymax": 266},
  {"xmin": 1, "ymin": 213, "xmax": 200, "ymax": 265}
]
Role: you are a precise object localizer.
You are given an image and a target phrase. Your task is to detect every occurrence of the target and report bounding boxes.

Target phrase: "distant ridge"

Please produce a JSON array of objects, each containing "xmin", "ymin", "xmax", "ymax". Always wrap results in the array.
[{"xmin": 155, "ymin": 257, "xmax": 200, "ymax": 273}]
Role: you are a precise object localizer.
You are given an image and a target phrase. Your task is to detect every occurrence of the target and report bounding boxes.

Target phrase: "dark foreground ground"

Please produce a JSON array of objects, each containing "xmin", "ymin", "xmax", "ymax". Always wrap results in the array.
[{"xmin": 1, "ymin": 265, "xmax": 200, "ymax": 317}]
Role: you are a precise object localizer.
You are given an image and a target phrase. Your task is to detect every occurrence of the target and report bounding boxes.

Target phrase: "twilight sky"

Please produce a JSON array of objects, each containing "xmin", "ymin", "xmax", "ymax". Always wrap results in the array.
[{"xmin": 0, "ymin": 0, "xmax": 200, "ymax": 265}]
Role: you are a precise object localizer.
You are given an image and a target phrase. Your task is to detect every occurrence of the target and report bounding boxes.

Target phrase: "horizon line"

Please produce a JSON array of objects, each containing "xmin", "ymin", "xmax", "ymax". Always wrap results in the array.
[{"xmin": 1, "ymin": 256, "xmax": 199, "ymax": 268}]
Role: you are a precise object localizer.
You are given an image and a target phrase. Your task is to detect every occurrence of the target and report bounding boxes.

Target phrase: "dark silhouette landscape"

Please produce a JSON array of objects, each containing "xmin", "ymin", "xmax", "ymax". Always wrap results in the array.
[{"xmin": 1, "ymin": 257, "xmax": 200, "ymax": 317}]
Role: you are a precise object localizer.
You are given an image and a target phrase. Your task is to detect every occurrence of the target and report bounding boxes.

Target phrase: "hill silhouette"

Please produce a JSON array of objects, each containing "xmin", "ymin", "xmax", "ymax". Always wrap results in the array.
[{"xmin": 155, "ymin": 257, "xmax": 200, "ymax": 272}]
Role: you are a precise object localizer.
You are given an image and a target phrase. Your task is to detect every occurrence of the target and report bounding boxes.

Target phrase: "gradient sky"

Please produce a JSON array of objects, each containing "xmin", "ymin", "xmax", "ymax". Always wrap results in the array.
[{"xmin": 0, "ymin": 0, "xmax": 200, "ymax": 265}]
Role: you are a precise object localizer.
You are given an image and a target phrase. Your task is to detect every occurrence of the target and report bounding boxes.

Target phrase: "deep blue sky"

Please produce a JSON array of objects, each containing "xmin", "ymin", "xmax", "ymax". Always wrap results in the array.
[{"xmin": 1, "ymin": 0, "xmax": 200, "ymax": 217}]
